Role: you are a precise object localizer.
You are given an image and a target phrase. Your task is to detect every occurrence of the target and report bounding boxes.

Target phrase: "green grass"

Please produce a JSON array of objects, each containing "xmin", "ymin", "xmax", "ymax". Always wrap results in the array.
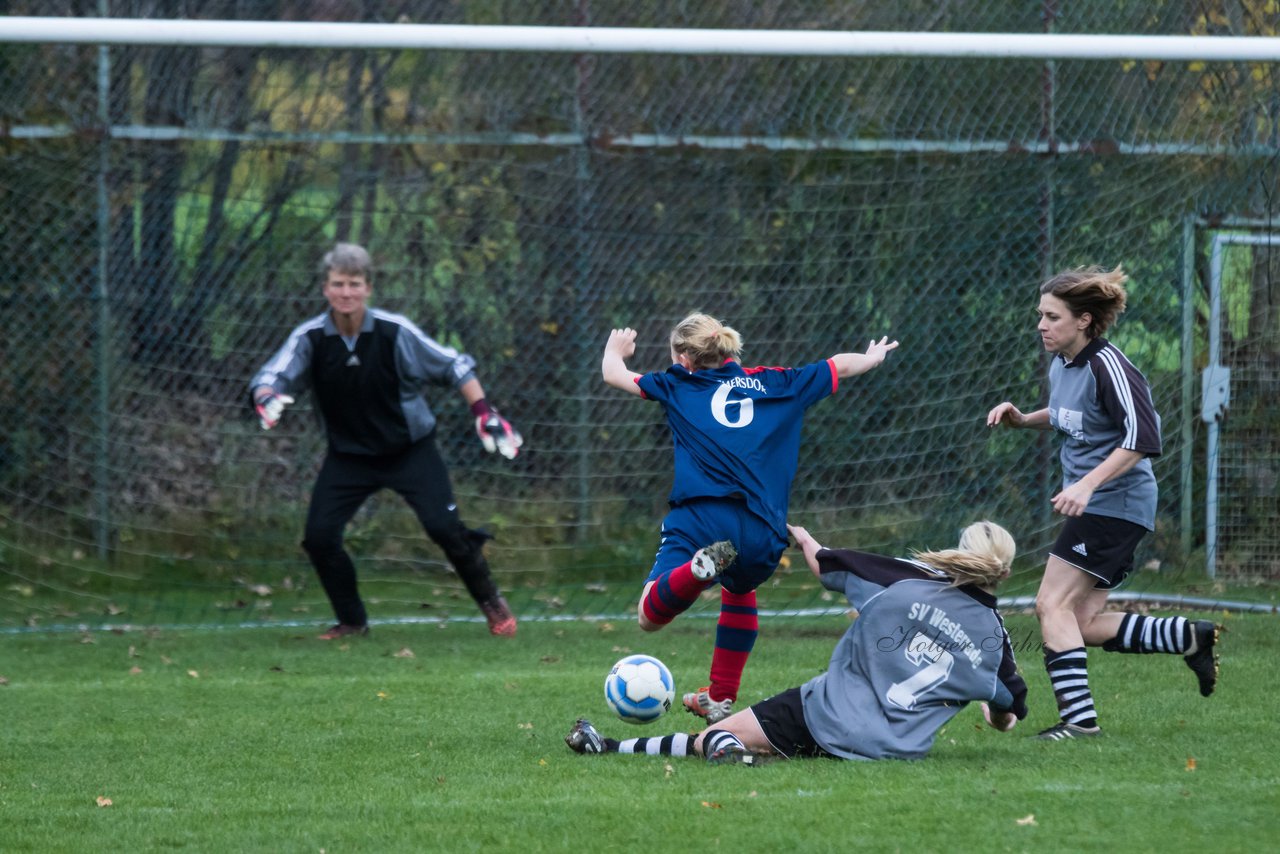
[{"xmin": 1, "ymin": 612, "xmax": 1276, "ymax": 852}]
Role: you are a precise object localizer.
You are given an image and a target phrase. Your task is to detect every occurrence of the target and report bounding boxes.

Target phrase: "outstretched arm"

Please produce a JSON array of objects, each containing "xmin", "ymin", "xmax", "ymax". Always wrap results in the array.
[
  {"xmin": 828, "ymin": 336, "xmax": 899, "ymax": 379},
  {"xmin": 787, "ymin": 523, "xmax": 825, "ymax": 579},
  {"xmin": 602, "ymin": 328, "xmax": 643, "ymax": 396},
  {"xmin": 986, "ymin": 403, "xmax": 1051, "ymax": 430}
]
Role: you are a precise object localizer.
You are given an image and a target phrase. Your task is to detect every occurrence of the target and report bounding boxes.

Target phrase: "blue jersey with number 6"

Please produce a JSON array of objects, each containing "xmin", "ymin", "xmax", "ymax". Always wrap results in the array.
[{"xmin": 637, "ymin": 359, "xmax": 836, "ymax": 535}]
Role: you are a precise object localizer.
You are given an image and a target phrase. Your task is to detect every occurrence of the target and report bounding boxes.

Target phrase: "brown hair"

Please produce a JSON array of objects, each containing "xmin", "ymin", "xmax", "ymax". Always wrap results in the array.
[
  {"xmin": 1039, "ymin": 265, "xmax": 1129, "ymax": 339},
  {"xmin": 911, "ymin": 520, "xmax": 1016, "ymax": 589},
  {"xmin": 669, "ymin": 313, "xmax": 743, "ymax": 371}
]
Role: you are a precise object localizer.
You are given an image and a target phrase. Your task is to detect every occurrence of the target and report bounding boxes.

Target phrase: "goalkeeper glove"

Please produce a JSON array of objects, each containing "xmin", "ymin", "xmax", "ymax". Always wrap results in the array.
[
  {"xmin": 254, "ymin": 391, "xmax": 295, "ymax": 430},
  {"xmin": 472, "ymin": 400, "xmax": 523, "ymax": 459}
]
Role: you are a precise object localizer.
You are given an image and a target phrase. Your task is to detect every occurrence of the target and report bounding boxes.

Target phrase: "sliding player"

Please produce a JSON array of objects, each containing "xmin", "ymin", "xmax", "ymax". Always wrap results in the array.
[{"xmin": 566, "ymin": 521, "xmax": 1026, "ymax": 762}]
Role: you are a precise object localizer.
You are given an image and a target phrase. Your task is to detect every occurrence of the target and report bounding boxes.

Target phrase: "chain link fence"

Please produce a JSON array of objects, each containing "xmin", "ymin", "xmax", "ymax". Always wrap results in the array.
[{"xmin": 2, "ymin": 0, "xmax": 1277, "ymax": 630}]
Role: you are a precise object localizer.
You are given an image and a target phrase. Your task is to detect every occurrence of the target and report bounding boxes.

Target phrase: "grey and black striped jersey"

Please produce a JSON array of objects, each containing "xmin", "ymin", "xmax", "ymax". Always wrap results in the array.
[
  {"xmin": 1047, "ymin": 337, "xmax": 1161, "ymax": 530},
  {"xmin": 799, "ymin": 549, "xmax": 1027, "ymax": 761}
]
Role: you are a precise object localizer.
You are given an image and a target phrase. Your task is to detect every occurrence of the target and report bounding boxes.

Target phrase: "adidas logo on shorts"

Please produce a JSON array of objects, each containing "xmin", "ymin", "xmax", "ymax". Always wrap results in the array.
[{"xmin": 1072, "ymin": 542, "xmax": 1089, "ymax": 557}]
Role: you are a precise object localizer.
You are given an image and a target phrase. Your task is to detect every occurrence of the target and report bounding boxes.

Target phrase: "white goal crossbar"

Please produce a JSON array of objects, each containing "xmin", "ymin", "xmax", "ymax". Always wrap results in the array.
[{"xmin": 2, "ymin": 17, "xmax": 1280, "ymax": 60}]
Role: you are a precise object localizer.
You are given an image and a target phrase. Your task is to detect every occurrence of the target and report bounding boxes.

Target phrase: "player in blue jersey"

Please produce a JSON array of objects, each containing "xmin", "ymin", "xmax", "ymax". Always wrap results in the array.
[
  {"xmin": 566, "ymin": 520, "xmax": 1027, "ymax": 763},
  {"xmin": 986, "ymin": 265, "xmax": 1220, "ymax": 740},
  {"xmin": 249, "ymin": 243, "xmax": 522, "ymax": 640},
  {"xmin": 602, "ymin": 312, "xmax": 898, "ymax": 723}
]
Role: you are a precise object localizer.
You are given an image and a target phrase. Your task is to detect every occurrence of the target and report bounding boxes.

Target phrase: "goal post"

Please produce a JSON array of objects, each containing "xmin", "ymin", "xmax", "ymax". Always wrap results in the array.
[{"xmin": 2, "ymin": 17, "xmax": 1280, "ymax": 60}]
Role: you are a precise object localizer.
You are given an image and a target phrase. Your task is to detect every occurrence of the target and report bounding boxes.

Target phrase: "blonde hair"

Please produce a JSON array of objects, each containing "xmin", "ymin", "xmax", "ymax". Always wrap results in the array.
[
  {"xmin": 669, "ymin": 312, "xmax": 743, "ymax": 371},
  {"xmin": 911, "ymin": 520, "xmax": 1016, "ymax": 589},
  {"xmin": 1040, "ymin": 265, "xmax": 1129, "ymax": 338}
]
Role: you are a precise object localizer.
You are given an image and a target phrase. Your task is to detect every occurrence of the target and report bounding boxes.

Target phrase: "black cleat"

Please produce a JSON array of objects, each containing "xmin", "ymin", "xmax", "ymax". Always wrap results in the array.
[
  {"xmin": 565, "ymin": 718, "xmax": 605, "ymax": 754},
  {"xmin": 1035, "ymin": 722, "xmax": 1103, "ymax": 741},
  {"xmin": 1184, "ymin": 621, "xmax": 1221, "ymax": 697},
  {"xmin": 318, "ymin": 623, "xmax": 369, "ymax": 640},
  {"xmin": 706, "ymin": 745, "xmax": 771, "ymax": 766}
]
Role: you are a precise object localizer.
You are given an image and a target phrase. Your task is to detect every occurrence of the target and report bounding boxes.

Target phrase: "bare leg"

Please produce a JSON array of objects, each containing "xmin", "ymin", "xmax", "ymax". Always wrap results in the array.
[
  {"xmin": 691, "ymin": 707, "xmax": 776, "ymax": 757},
  {"xmin": 1035, "ymin": 556, "xmax": 1108, "ymax": 651}
]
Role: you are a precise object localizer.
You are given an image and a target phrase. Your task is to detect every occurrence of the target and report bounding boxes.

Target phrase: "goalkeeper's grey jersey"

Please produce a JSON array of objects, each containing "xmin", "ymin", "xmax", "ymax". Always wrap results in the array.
[
  {"xmin": 250, "ymin": 308, "xmax": 476, "ymax": 455},
  {"xmin": 1047, "ymin": 337, "xmax": 1161, "ymax": 530},
  {"xmin": 800, "ymin": 549, "xmax": 1027, "ymax": 761}
]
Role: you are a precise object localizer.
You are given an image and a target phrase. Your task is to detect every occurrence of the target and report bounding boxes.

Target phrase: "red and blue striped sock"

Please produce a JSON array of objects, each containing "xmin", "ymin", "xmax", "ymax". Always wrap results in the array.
[
  {"xmin": 640, "ymin": 560, "xmax": 711, "ymax": 626},
  {"xmin": 708, "ymin": 588, "xmax": 758, "ymax": 702}
]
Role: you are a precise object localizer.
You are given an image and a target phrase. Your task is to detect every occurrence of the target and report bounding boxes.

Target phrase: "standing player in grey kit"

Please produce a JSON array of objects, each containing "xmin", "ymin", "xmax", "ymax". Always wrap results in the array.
[
  {"xmin": 250, "ymin": 243, "xmax": 523, "ymax": 640},
  {"xmin": 987, "ymin": 265, "xmax": 1220, "ymax": 740},
  {"xmin": 565, "ymin": 520, "xmax": 1027, "ymax": 764}
]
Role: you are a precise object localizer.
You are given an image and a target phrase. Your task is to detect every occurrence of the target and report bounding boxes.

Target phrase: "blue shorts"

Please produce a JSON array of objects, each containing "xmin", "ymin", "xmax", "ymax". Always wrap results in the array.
[{"xmin": 646, "ymin": 498, "xmax": 787, "ymax": 595}]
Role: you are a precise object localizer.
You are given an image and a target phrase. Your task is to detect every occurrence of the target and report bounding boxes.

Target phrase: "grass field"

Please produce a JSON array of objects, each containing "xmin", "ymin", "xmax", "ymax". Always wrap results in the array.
[{"xmin": 1, "ymin": 610, "xmax": 1276, "ymax": 852}]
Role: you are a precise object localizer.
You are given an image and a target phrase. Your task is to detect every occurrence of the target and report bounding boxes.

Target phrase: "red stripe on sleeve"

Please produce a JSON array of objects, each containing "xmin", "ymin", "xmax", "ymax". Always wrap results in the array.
[{"xmin": 827, "ymin": 358, "xmax": 838, "ymax": 394}]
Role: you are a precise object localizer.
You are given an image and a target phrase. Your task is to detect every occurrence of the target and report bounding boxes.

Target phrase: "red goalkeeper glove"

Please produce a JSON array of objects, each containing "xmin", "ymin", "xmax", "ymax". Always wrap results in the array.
[
  {"xmin": 472, "ymin": 400, "xmax": 522, "ymax": 459},
  {"xmin": 254, "ymin": 391, "xmax": 295, "ymax": 430}
]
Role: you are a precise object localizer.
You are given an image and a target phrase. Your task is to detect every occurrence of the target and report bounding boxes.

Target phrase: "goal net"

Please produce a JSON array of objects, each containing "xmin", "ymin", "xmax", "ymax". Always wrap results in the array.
[{"xmin": 2, "ymin": 1, "xmax": 1277, "ymax": 631}]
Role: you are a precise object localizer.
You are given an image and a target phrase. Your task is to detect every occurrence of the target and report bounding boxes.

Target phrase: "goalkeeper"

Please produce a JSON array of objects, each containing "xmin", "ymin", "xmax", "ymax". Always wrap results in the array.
[
  {"xmin": 566, "ymin": 521, "xmax": 1028, "ymax": 763},
  {"xmin": 249, "ymin": 242, "xmax": 522, "ymax": 640}
]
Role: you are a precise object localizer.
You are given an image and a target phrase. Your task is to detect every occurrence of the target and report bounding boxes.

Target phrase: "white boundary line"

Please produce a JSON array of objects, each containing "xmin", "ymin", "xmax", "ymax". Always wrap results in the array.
[{"xmin": 0, "ymin": 593, "xmax": 1272, "ymax": 635}]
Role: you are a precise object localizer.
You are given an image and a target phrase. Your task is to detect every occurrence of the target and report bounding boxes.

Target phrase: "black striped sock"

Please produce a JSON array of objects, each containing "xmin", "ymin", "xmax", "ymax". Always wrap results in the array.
[
  {"xmin": 616, "ymin": 733, "xmax": 693, "ymax": 757},
  {"xmin": 1103, "ymin": 613, "xmax": 1191, "ymax": 654},
  {"xmin": 702, "ymin": 728, "xmax": 746, "ymax": 760},
  {"xmin": 1045, "ymin": 647, "xmax": 1097, "ymax": 728}
]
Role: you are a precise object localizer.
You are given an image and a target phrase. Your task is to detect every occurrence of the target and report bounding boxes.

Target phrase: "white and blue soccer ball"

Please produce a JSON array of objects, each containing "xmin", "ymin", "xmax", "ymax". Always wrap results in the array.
[{"xmin": 604, "ymin": 654, "xmax": 675, "ymax": 725}]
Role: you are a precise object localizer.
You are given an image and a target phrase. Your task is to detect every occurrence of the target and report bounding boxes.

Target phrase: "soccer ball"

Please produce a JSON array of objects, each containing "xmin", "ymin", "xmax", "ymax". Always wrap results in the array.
[{"xmin": 604, "ymin": 654, "xmax": 675, "ymax": 725}]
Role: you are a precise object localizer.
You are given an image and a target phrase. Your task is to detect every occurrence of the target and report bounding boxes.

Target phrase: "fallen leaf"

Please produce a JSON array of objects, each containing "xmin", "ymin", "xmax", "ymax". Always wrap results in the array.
[
  {"xmin": 376, "ymin": 691, "xmax": 389, "ymax": 700},
  {"xmin": 664, "ymin": 763, "xmax": 674, "ymax": 779},
  {"xmin": 187, "ymin": 670, "xmax": 199, "ymax": 678},
  {"xmin": 598, "ymin": 622, "xmax": 615, "ymax": 632},
  {"xmin": 701, "ymin": 801, "xmax": 722, "ymax": 809},
  {"xmin": 538, "ymin": 758, "xmax": 547, "ymax": 766},
  {"xmin": 160, "ymin": 656, "xmax": 174, "ymax": 665},
  {"xmin": 518, "ymin": 722, "xmax": 534, "ymax": 730},
  {"xmin": 128, "ymin": 666, "xmax": 142, "ymax": 675},
  {"xmin": 1016, "ymin": 814, "xmax": 1037, "ymax": 826},
  {"xmin": 749, "ymin": 790, "xmax": 758, "ymax": 797},
  {"xmin": 96, "ymin": 796, "xmax": 113, "ymax": 807},
  {"xmin": 1186, "ymin": 757, "xmax": 1197, "ymax": 772},
  {"xmin": 393, "ymin": 647, "xmax": 415, "ymax": 659},
  {"xmin": 541, "ymin": 655, "xmax": 561, "ymax": 663},
  {"xmin": 79, "ymin": 634, "xmax": 95, "ymax": 645},
  {"xmin": 0, "ymin": 675, "xmax": 9, "ymax": 686},
  {"xmin": 106, "ymin": 603, "xmax": 125, "ymax": 616},
  {"xmin": 127, "ymin": 645, "xmax": 138, "ymax": 659}
]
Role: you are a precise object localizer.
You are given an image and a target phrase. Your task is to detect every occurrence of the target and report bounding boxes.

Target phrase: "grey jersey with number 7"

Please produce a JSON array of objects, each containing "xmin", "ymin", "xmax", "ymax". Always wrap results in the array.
[{"xmin": 800, "ymin": 549, "xmax": 1027, "ymax": 760}]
